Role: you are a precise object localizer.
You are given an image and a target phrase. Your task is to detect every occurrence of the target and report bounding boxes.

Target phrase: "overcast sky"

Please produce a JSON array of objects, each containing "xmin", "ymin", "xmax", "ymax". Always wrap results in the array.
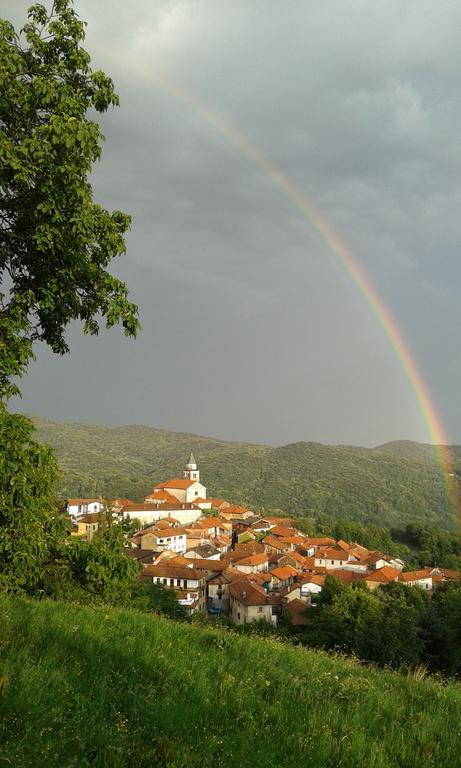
[{"xmin": 5, "ymin": 0, "xmax": 461, "ymax": 447}]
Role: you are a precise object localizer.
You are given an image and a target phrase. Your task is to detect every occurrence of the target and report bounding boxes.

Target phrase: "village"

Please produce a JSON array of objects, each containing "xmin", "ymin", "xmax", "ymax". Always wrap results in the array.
[{"xmin": 67, "ymin": 453, "xmax": 460, "ymax": 627}]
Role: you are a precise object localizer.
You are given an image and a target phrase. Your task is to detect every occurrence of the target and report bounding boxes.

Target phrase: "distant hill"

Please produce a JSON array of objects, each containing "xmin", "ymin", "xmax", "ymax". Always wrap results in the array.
[
  {"xmin": 29, "ymin": 416, "xmax": 461, "ymax": 530},
  {"xmin": 375, "ymin": 440, "xmax": 461, "ymax": 467}
]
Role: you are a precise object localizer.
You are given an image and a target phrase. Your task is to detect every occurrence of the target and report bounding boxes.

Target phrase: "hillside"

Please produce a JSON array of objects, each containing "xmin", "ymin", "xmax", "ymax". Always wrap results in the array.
[
  {"xmin": 375, "ymin": 440, "xmax": 461, "ymax": 467},
  {"xmin": 30, "ymin": 416, "xmax": 460, "ymax": 530},
  {"xmin": 1, "ymin": 596, "xmax": 461, "ymax": 768}
]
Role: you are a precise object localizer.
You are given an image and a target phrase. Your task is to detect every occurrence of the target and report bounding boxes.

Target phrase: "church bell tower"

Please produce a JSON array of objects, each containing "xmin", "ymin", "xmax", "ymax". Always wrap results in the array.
[{"xmin": 183, "ymin": 450, "xmax": 200, "ymax": 482}]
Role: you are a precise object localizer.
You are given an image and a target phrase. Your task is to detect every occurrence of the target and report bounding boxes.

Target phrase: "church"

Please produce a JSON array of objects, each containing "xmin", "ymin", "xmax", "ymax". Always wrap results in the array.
[
  {"xmin": 122, "ymin": 452, "xmax": 211, "ymax": 526},
  {"xmin": 150, "ymin": 451, "xmax": 207, "ymax": 504}
]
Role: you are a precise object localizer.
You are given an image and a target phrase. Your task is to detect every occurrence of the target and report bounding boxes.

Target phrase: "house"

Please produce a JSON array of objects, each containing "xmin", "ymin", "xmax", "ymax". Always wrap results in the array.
[
  {"xmin": 228, "ymin": 580, "xmax": 275, "ymax": 626},
  {"xmin": 365, "ymin": 566, "xmax": 400, "ymax": 590},
  {"xmin": 279, "ymin": 582, "xmax": 302, "ymax": 603},
  {"xmin": 314, "ymin": 547, "xmax": 350, "ymax": 569},
  {"xmin": 207, "ymin": 571, "xmax": 235, "ymax": 612},
  {"xmin": 248, "ymin": 518, "xmax": 275, "ymax": 534},
  {"xmin": 196, "ymin": 517, "xmax": 232, "ymax": 537},
  {"xmin": 219, "ymin": 504, "xmax": 253, "ymax": 521},
  {"xmin": 184, "ymin": 543, "xmax": 221, "ymax": 560},
  {"xmin": 398, "ymin": 569, "xmax": 436, "ymax": 591},
  {"xmin": 269, "ymin": 565, "xmax": 298, "ymax": 589},
  {"xmin": 233, "ymin": 552, "xmax": 269, "ymax": 574},
  {"xmin": 269, "ymin": 525, "xmax": 303, "ymax": 539},
  {"xmin": 124, "ymin": 547, "xmax": 160, "ymax": 566},
  {"xmin": 284, "ymin": 598, "xmax": 310, "ymax": 627},
  {"xmin": 237, "ymin": 530, "xmax": 257, "ymax": 543},
  {"xmin": 144, "ymin": 489, "xmax": 180, "ymax": 505},
  {"xmin": 208, "ymin": 498, "xmax": 231, "ymax": 512},
  {"xmin": 71, "ymin": 512, "xmax": 102, "ymax": 541},
  {"xmin": 212, "ymin": 534, "xmax": 232, "ymax": 553},
  {"xmin": 304, "ymin": 537, "xmax": 336, "ymax": 552},
  {"xmin": 140, "ymin": 563, "xmax": 206, "ymax": 612},
  {"xmin": 130, "ymin": 526, "xmax": 187, "ymax": 553},
  {"xmin": 278, "ymin": 551, "xmax": 309, "ymax": 571},
  {"xmin": 263, "ymin": 535, "xmax": 293, "ymax": 555},
  {"xmin": 66, "ymin": 497, "xmax": 104, "ymax": 519},
  {"xmin": 123, "ymin": 501, "xmax": 201, "ymax": 527},
  {"xmin": 231, "ymin": 540, "xmax": 266, "ymax": 557},
  {"xmin": 111, "ymin": 498, "xmax": 135, "ymax": 514},
  {"xmin": 299, "ymin": 574, "xmax": 325, "ymax": 599}
]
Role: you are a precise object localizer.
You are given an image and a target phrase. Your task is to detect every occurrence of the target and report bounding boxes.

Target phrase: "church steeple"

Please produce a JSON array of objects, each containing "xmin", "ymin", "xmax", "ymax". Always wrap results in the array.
[{"xmin": 183, "ymin": 450, "xmax": 200, "ymax": 482}]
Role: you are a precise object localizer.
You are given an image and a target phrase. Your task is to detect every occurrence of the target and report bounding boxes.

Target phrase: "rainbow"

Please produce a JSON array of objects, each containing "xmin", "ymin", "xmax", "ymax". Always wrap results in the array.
[{"xmin": 153, "ymin": 72, "xmax": 458, "ymax": 523}]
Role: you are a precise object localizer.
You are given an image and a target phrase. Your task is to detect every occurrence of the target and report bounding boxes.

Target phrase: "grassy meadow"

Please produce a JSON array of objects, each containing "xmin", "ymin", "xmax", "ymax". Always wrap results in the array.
[{"xmin": 1, "ymin": 595, "xmax": 461, "ymax": 767}]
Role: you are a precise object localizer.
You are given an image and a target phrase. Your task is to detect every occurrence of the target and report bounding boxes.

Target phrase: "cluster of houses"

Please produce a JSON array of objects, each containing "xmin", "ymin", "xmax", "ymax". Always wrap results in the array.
[{"xmin": 67, "ymin": 453, "xmax": 460, "ymax": 626}]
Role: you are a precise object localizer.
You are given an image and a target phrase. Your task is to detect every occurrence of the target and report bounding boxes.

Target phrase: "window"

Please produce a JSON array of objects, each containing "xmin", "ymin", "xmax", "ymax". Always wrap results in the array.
[
  {"xmin": 331, "ymin": 560, "xmax": 334, "ymax": 565},
  {"xmin": 177, "ymin": 579, "xmax": 181, "ymax": 586},
  {"xmin": 170, "ymin": 578, "xmax": 174, "ymax": 586},
  {"xmin": 163, "ymin": 578, "xmax": 167, "ymax": 585},
  {"xmin": 258, "ymin": 607, "xmax": 263, "ymax": 613},
  {"xmin": 237, "ymin": 612, "xmax": 240, "ymax": 620}
]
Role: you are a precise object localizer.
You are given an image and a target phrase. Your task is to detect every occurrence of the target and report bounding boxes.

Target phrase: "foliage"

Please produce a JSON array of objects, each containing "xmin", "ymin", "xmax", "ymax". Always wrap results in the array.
[
  {"xmin": 55, "ymin": 524, "xmax": 139, "ymax": 605},
  {"xmin": 395, "ymin": 523, "xmax": 461, "ymax": 570},
  {"xmin": 0, "ymin": 2, "xmax": 141, "ymax": 605},
  {"xmin": 31, "ymin": 417, "xmax": 459, "ymax": 530},
  {"xmin": 420, "ymin": 581, "xmax": 461, "ymax": 676},
  {"xmin": 130, "ymin": 581, "xmax": 187, "ymax": 619},
  {"xmin": 300, "ymin": 575, "xmax": 446, "ymax": 672},
  {"xmin": 2, "ymin": 596, "xmax": 461, "ymax": 767},
  {"xmin": 0, "ymin": 0, "xmax": 139, "ymax": 398},
  {"xmin": 0, "ymin": 406, "xmax": 65, "ymax": 592},
  {"xmin": 0, "ymin": 404, "xmax": 138, "ymax": 603}
]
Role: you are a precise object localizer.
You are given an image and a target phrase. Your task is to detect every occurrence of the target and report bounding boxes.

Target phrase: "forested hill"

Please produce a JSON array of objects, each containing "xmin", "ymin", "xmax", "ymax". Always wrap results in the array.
[
  {"xmin": 375, "ymin": 440, "xmax": 461, "ymax": 464},
  {"xmin": 30, "ymin": 416, "xmax": 461, "ymax": 530}
]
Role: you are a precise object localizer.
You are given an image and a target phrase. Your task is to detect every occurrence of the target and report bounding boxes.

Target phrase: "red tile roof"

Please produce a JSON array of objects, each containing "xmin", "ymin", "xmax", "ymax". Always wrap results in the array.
[
  {"xmin": 141, "ymin": 564, "xmax": 206, "ymax": 580},
  {"xmin": 366, "ymin": 566, "xmax": 400, "ymax": 583},
  {"xmin": 315, "ymin": 548, "xmax": 349, "ymax": 561},
  {"xmin": 270, "ymin": 566, "xmax": 298, "ymax": 581},
  {"xmin": 285, "ymin": 599, "xmax": 310, "ymax": 626},
  {"xmin": 269, "ymin": 525, "xmax": 300, "ymax": 538},
  {"xmin": 398, "ymin": 569, "xmax": 433, "ymax": 583},
  {"xmin": 235, "ymin": 553, "xmax": 268, "ymax": 567},
  {"xmin": 155, "ymin": 478, "xmax": 199, "ymax": 490},
  {"xmin": 67, "ymin": 497, "xmax": 102, "ymax": 505},
  {"xmin": 145, "ymin": 490, "xmax": 179, "ymax": 503},
  {"xmin": 228, "ymin": 580, "xmax": 270, "ymax": 606}
]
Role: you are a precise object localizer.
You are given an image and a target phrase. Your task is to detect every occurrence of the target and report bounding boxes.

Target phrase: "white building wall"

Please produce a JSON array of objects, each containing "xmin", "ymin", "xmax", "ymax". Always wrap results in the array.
[
  {"xmin": 68, "ymin": 501, "xmax": 104, "ymax": 519},
  {"xmin": 124, "ymin": 508, "xmax": 201, "ymax": 525}
]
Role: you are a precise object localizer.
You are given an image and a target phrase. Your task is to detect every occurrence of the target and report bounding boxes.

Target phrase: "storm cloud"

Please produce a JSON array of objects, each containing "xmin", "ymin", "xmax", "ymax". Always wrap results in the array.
[{"xmin": 5, "ymin": 0, "xmax": 461, "ymax": 446}]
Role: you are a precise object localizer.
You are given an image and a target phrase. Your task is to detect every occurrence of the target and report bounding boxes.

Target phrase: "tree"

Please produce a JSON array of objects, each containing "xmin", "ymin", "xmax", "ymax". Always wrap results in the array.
[
  {"xmin": 420, "ymin": 581, "xmax": 461, "ymax": 676},
  {"xmin": 0, "ymin": 2, "xmax": 139, "ymax": 598},
  {"xmin": 0, "ymin": 0, "xmax": 139, "ymax": 398},
  {"xmin": 0, "ymin": 407, "xmax": 65, "ymax": 592}
]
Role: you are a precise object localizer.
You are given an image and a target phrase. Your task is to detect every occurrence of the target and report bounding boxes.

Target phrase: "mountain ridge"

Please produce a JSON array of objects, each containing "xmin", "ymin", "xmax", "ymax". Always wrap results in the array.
[{"xmin": 27, "ymin": 414, "xmax": 461, "ymax": 530}]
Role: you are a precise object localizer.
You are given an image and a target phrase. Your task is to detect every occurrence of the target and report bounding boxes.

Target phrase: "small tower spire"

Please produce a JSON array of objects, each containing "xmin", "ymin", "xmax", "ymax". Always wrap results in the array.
[{"xmin": 183, "ymin": 450, "xmax": 199, "ymax": 482}]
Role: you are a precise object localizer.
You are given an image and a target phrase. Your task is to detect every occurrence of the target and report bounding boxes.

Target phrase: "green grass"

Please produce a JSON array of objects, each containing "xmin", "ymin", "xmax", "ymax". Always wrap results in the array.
[
  {"xmin": 1, "ymin": 596, "xmax": 461, "ymax": 767},
  {"xmin": 27, "ymin": 415, "xmax": 461, "ymax": 529}
]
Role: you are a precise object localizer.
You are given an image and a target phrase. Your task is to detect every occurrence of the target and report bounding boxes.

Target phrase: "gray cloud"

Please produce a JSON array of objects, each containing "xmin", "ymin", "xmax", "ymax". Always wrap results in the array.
[{"xmin": 6, "ymin": 0, "xmax": 461, "ymax": 445}]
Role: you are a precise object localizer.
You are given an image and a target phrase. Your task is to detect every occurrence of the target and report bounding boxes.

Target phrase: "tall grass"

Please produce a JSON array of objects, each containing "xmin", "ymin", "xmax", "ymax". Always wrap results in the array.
[{"xmin": 1, "ymin": 595, "xmax": 460, "ymax": 767}]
